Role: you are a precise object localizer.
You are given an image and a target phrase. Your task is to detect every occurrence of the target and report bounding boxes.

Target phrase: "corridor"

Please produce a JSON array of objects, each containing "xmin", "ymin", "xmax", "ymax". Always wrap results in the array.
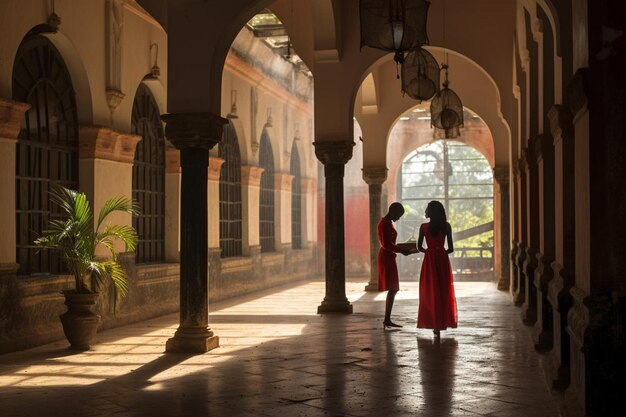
[{"xmin": 0, "ymin": 279, "xmax": 559, "ymax": 417}]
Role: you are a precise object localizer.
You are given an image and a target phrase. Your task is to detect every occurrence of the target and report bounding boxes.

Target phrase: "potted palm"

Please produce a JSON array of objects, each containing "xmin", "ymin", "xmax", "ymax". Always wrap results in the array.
[{"xmin": 35, "ymin": 185, "xmax": 139, "ymax": 350}]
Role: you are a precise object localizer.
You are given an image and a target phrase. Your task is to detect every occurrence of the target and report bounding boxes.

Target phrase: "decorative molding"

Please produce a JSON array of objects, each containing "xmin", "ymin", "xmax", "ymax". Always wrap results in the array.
[
  {"xmin": 241, "ymin": 165, "xmax": 264, "ymax": 187},
  {"xmin": 313, "ymin": 140, "xmax": 354, "ymax": 165},
  {"xmin": 106, "ymin": 89, "xmax": 125, "ymax": 115},
  {"xmin": 0, "ymin": 98, "xmax": 30, "ymax": 139},
  {"xmin": 274, "ymin": 173, "xmax": 294, "ymax": 192},
  {"xmin": 300, "ymin": 178, "xmax": 317, "ymax": 194},
  {"xmin": 493, "ymin": 166, "xmax": 510, "ymax": 186},
  {"xmin": 362, "ymin": 167, "xmax": 388, "ymax": 185},
  {"xmin": 78, "ymin": 125, "xmax": 141, "ymax": 164},
  {"xmin": 106, "ymin": 0, "xmax": 124, "ymax": 93},
  {"xmin": 161, "ymin": 112, "xmax": 228, "ymax": 150},
  {"xmin": 208, "ymin": 157, "xmax": 225, "ymax": 182},
  {"xmin": 165, "ymin": 140, "xmax": 180, "ymax": 173}
]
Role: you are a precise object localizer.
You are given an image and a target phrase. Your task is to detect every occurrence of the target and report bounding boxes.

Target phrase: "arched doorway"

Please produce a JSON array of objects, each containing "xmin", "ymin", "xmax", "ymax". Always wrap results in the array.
[{"xmin": 397, "ymin": 140, "xmax": 494, "ymax": 280}]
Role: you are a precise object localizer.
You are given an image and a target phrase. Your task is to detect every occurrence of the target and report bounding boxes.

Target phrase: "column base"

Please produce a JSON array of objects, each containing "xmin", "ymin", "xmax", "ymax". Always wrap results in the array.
[
  {"xmin": 166, "ymin": 327, "xmax": 219, "ymax": 354},
  {"xmin": 317, "ymin": 298, "xmax": 353, "ymax": 314},
  {"xmin": 364, "ymin": 282, "xmax": 379, "ymax": 292},
  {"xmin": 497, "ymin": 278, "xmax": 510, "ymax": 291}
]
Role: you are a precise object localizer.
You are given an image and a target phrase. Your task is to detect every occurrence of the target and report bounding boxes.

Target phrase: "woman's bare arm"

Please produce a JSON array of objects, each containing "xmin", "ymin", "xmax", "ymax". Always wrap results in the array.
[
  {"xmin": 417, "ymin": 225, "xmax": 426, "ymax": 253},
  {"xmin": 446, "ymin": 222, "xmax": 454, "ymax": 254}
]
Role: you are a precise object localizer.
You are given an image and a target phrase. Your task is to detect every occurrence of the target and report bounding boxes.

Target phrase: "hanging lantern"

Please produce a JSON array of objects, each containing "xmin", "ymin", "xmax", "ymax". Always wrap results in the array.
[
  {"xmin": 401, "ymin": 47, "xmax": 439, "ymax": 101},
  {"xmin": 431, "ymin": 65, "xmax": 463, "ymax": 133},
  {"xmin": 433, "ymin": 126, "xmax": 461, "ymax": 139},
  {"xmin": 360, "ymin": 0, "xmax": 431, "ymax": 64}
]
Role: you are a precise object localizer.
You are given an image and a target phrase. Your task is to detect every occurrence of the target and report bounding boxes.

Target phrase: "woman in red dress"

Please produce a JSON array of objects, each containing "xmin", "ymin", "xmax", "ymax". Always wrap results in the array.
[
  {"xmin": 417, "ymin": 201, "xmax": 458, "ymax": 337},
  {"xmin": 378, "ymin": 202, "xmax": 409, "ymax": 328}
]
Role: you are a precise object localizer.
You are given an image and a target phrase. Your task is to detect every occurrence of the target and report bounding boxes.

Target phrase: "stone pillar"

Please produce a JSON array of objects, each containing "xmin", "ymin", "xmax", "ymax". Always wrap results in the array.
[
  {"xmin": 161, "ymin": 112, "xmax": 227, "ymax": 353},
  {"xmin": 300, "ymin": 178, "xmax": 317, "ymax": 248},
  {"xmin": 241, "ymin": 165, "xmax": 264, "ymax": 256},
  {"xmin": 362, "ymin": 167, "xmax": 387, "ymax": 292},
  {"xmin": 207, "ymin": 157, "xmax": 225, "ymax": 251},
  {"xmin": 274, "ymin": 172, "xmax": 294, "ymax": 251},
  {"xmin": 510, "ymin": 164, "xmax": 520, "ymax": 299},
  {"xmin": 522, "ymin": 143, "xmax": 539, "ymax": 324},
  {"xmin": 547, "ymin": 104, "xmax": 575, "ymax": 390},
  {"xmin": 78, "ymin": 126, "xmax": 141, "ymax": 256},
  {"xmin": 493, "ymin": 167, "xmax": 510, "ymax": 291},
  {"xmin": 314, "ymin": 140, "xmax": 354, "ymax": 314},
  {"xmin": 513, "ymin": 156, "xmax": 528, "ymax": 306},
  {"xmin": 0, "ymin": 98, "xmax": 29, "ymax": 266},
  {"xmin": 165, "ymin": 142, "xmax": 181, "ymax": 262},
  {"xmin": 533, "ymin": 134, "xmax": 556, "ymax": 350}
]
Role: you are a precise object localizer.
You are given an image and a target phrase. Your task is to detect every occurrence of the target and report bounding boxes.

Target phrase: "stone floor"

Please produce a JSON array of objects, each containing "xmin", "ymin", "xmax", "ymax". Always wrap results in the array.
[{"xmin": 0, "ymin": 279, "xmax": 560, "ymax": 417}]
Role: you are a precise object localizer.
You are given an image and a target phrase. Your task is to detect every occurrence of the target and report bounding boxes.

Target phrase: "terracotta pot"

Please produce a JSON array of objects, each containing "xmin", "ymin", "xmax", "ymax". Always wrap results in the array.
[{"xmin": 60, "ymin": 291, "xmax": 101, "ymax": 350}]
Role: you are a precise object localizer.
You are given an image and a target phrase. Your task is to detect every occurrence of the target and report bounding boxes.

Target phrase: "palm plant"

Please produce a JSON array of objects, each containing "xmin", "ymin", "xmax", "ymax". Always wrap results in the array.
[{"xmin": 35, "ymin": 185, "xmax": 139, "ymax": 298}]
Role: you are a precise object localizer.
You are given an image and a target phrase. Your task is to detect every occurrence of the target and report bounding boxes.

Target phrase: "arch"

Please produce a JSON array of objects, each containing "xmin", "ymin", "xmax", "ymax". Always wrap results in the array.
[
  {"xmin": 36, "ymin": 29, "xmax": 93, "ymax": 124},
  {"xmin": 290, "ymin": 142, "xmax": 302, "ymax": 249},
  {"xmin": 131, "ymin": 83, "xmax": 166, "ymax": 264},
  {"xmin": 12, "ymin": 34, "xmax": 79, "ymax": 275},
  {"xmin": 360, "ymin": 73, "xmax": 378, "ymax": 114},
  {"xmin": 219, "ymin": 121, "xmax": 244, "ymax": 258},
  {"xmin": 311, "ymin": 0, "xmax": 340, "ymax": 62},
  {"xmin": 259, "ymin": 128, "xmax": 275, "ymax": 252}
]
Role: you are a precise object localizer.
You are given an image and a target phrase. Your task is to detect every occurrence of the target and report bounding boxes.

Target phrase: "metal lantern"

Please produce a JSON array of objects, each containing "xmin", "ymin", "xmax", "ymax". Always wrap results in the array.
[
  {"xmin": 431, "ymin": 66, "xmax": 464, "ymax": 132},
  {"xmin": 360, "ymin": 0, "xmax": 431, "ymax": 64},
  {"xmin": 433, "ymin": 126, "xmax": 461, "ymax": 139},
  {"xmin": 401, "ymin": 47, "xmax": 439, "ymax": 101}
]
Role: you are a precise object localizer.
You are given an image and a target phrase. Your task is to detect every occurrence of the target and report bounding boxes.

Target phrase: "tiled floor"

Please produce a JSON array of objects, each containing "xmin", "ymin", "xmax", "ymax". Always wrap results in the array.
[{"xmin": 0, "ymin": 279, "xmax": 560, "ymax": 416}]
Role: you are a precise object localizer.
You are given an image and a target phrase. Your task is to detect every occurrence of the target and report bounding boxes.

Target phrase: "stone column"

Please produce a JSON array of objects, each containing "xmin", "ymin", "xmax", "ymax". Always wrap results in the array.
[
  {"xmin": 547, "ymin": 104, "xmax": 575, "ymax": 390},
  {"xmin": 510, "ymin": 164, "xmax": 520, "ymax": 299},
  {"xmin": 362, "ymin": 167, "xmax": 387, "ymax": 292},
  {"xmin": 207, "ymin": 157, "xmax": 225, "ymax": 278},
  {"xmin": 274, "ymin": 172, "xmax": 294, "ymax": 251},
  {"xmin": 533, "ymin": 134, "xmax": 556, "ymax": 350},
  {"xmin": 161, "ymin": 112, "xmax": 227, "ymax": 353},
  {"xmin": 522, "ymin": 142, "xmax": 539, "ymax": 324},
  {"xmin": 493, "ymin": 167, "xmax": 510, "ymax": 291},
  {"xmin": 165, "ymin": 142, "xmax": 181, "ymax": 262},
  {"xmin": 514, "ymin": 158, "xmax": 527, "ymax": 306},
  {"xmin": 314, "ymin": 140, "xmax": 354, "ymax": 314},
  {"xmin": 241, "ymin": 165, "xmax": 264, "ymax": 256},
  {"xmin": 0, "ymin": 98, "xmax": 29, "ymax": 266}
]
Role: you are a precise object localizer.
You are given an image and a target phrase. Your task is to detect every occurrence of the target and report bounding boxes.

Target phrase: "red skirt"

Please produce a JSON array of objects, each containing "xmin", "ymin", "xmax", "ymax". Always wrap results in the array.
[
  {"xmin": 417, "ymin": 248, "xmax": 458, "ymax": 330},
  {"xmin": 378, "ymin": 249, "xmax": 399, "ymax": 291}
]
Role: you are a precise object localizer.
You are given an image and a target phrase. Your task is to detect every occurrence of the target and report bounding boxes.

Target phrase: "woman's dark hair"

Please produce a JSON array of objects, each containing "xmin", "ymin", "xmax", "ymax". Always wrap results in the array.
[{"xmin": 427, "ymin": 200, "xmax": 447, "ymax": 236}]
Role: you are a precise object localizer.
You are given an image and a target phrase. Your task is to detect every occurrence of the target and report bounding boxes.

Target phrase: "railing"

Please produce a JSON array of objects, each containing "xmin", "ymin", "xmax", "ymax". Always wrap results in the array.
[{"xmin": 398, "ymin": 246, "xmax": 494, "ymax": 280}]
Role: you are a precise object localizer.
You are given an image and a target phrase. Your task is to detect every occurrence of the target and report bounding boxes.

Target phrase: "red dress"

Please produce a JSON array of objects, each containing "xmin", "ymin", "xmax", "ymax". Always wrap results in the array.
[
  {"xmin": 377, "ymin": 217, "xmax": 402, "ymax": 291},
  {"xmin": 417, "ymin": 223, "xmax": 458, "ymax": 330}
]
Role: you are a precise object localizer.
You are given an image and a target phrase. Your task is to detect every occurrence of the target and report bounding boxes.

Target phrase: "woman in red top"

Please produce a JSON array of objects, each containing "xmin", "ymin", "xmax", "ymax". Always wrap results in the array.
[
  {"xmin": 417, "ymin": 201, "xmax": 458, "ymax": 337},
  {"xmin": 377, "ymin": 202, "xmax": 409, "ymax": 328}
]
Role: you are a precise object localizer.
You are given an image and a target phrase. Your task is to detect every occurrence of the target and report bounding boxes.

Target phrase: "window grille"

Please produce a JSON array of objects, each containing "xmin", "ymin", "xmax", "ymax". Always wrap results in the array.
[
  {"xmin": 259, "ymin": 130, "xmax": 275, "ymax": 252},
  {"xmin": 218, "ymin": 122, "xmax": 243, "ymax": 257},
  {"xmin": 13, "ymin": 36, "xmax": 78, "ymax": 275},
  {"xmin": 132, "ymin": 84, "xmax": 165, "ymax": 263},
  {"xmin": 290, "ymin": 143, "xmax": 302, "ymax": 249}
]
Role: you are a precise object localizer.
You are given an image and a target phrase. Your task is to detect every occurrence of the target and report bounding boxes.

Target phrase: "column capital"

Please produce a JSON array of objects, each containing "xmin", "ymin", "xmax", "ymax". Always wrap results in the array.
[
  {"xmin": 534, "ymin": 134, "xmax": 554, "ymax": 163},
  {"xmin": 78, "ymin": 125, "xmax": 141, "ymax": 164},
  {"xmin": 567, "ymin": 68, "xmax": 590, "ymax": 123},
  {"xmin": 548, "ymin": 104, "xmax": 574, "ymax": 145},
  {"xmin": 362, "ymin": 167, "xmax": 388, "ymax": 185},
  {"xmin": 208, "ymin": 157, "xmax": 225, "ymax": 182},
  {"xmin": 0, "ymin": 98, "xmax": 30, "ymax": 139},
  {"xmin": 522, "ymin": 143, "xmax": 535, "ymax": 168},
  {"xmin": 493, "ymin": 166, "xmax": 509, "ymax": 186},
  {"xmin": 241, "ymin": 165, "xmax": 264, "ymax": 187},
  {"xmin": 313, "ymin": 140, "xmax": 354, "ymax": 165},
  {"xmin": 274, "ymin": 172, "xmax": 294, "ymax": 192},
  {"xmin": 162, "ymin": 112, "xmax": 228, "ymax": 150}
]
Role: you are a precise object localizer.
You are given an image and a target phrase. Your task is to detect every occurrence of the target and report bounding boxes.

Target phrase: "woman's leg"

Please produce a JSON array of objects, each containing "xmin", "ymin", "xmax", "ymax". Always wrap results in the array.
[{"xmin": 384, "ymin": 290, "xmax": 401, "ymax": 326}]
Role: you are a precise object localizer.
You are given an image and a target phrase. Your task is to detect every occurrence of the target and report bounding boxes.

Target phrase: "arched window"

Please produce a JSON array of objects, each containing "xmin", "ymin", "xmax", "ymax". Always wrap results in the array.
[
  {"xmin": 218, "ymin": 122, "xmax": 243, "ymax": 258},
  {"xmin": 290, "ymin": 142, "xmax": 302, "ymax": 249},
  {"xmin": 13, "ymin": 35, "xmax": 78, "ymax": 275},
  {"xmin": 259, "ymin": 129, "xmax": 275, "ymax": 252},
  {"xmin": 132, "ymin": 84, "xmax": 165, "ymax": 263}
]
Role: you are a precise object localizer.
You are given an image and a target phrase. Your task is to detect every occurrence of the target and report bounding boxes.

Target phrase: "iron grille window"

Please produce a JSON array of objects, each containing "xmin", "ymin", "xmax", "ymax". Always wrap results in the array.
[
  {"xmin": 290, "ymin": 143, "xmax": 302, "ymax": 249},
  {"xmin": 132, "ymin": 84, "xmax": 165, "ymax": 263},
  {"xmin": 259, "ymin": 130, "xmax": 275, "ymax": 252},
  {"xmin": 218, "ymin": 122, "xmax": 243, "ymax": 257},
  {"xmin": 13, "ymin": 36, "xmax": 78, "ymax": 275}
]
